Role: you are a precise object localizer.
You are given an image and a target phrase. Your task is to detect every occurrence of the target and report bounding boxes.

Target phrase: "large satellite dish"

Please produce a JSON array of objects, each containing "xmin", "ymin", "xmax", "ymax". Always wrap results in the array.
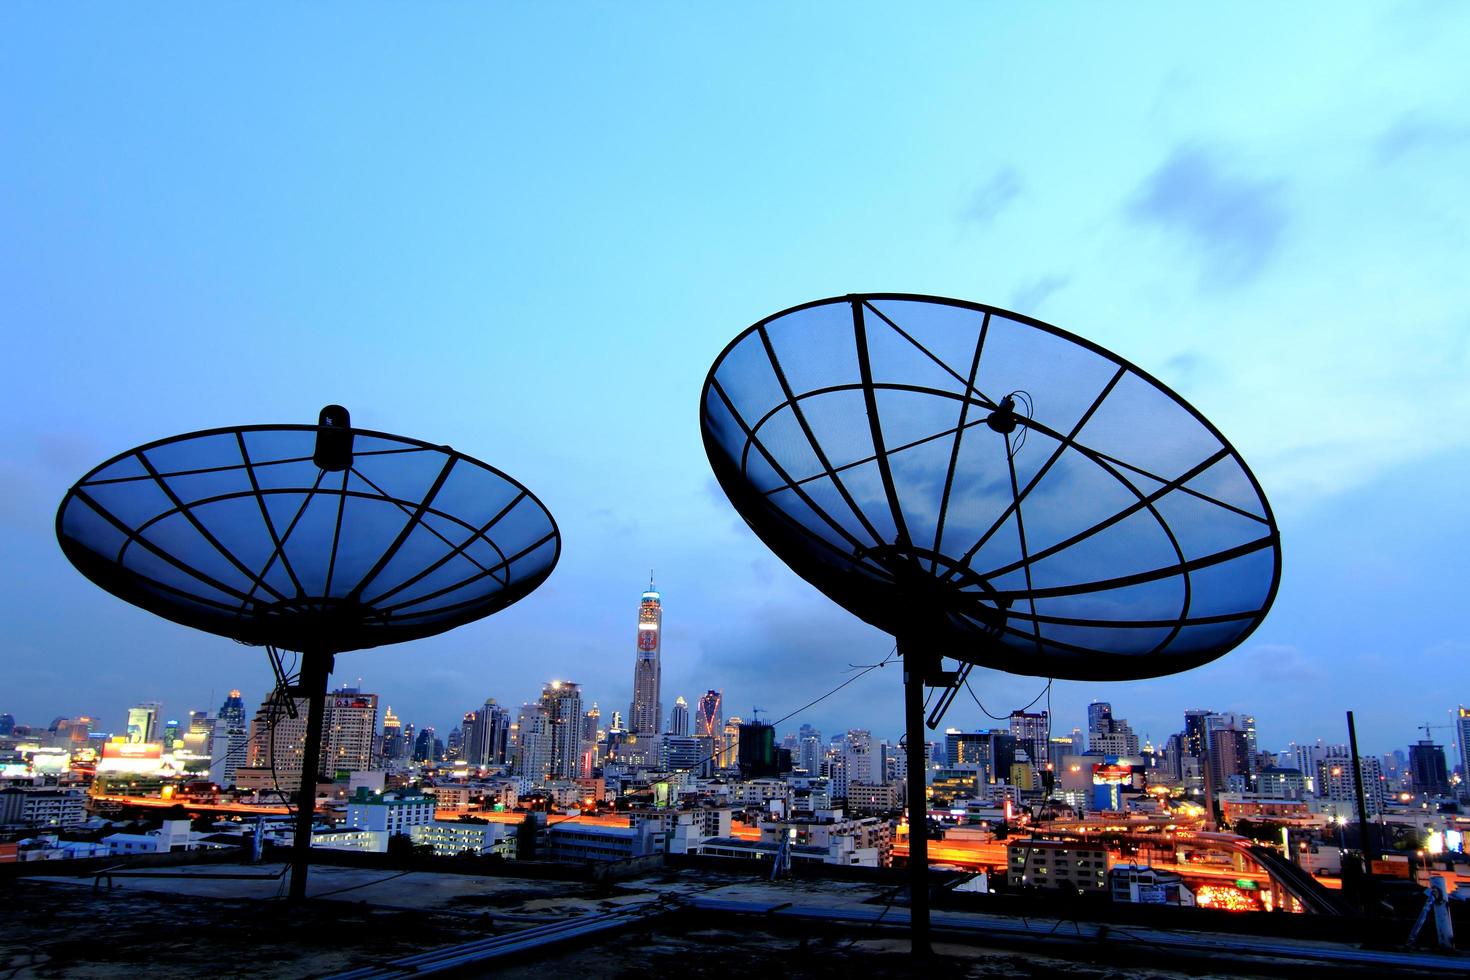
[
  {"xmin": 57, "ymin": 406, "xmax": 559, "ymax": 898},
  {"xmin": 700, "ymin": 294, "xmax": 1280, "ymax": 951}
]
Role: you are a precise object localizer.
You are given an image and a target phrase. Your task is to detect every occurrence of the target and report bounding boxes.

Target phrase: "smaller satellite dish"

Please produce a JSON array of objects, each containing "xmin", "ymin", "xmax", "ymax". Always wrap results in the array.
[
  {"xmin": 56, "ymin": 407, "xmax": 559, "ymax": 901},
  {"xmin": 57, "ymin": 416, "xmax": 559, "ymax": 655}
]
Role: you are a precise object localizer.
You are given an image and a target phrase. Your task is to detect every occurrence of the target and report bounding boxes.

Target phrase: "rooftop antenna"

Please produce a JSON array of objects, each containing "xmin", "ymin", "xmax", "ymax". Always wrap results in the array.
[
  {"xmin": 57, "ymin": 405, "xmax": 559, "ymax": 901},
  {"xmin": 700, "ymin": 293, "xmax": 1280, "ymax": 956}
]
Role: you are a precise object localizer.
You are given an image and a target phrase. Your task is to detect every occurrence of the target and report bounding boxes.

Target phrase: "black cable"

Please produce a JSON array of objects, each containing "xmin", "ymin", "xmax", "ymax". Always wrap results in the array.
[
  {"xmin": 289, "ymin": 868, "xmax": 414, "ymax": 901},
  {"xmin": 840, "ymin": 882, "xmax": 906, "ymax": 949},
  {"xmin": 773, "ymin": 645, "xmax": 897, "ymax": 727},
  {"xmin": 633, "ymin": 645, "xmax": 899, "ymax": 821},
  {"xmin": 964, "ymin": 677, "xmax": 1049, "ymax": 722}
]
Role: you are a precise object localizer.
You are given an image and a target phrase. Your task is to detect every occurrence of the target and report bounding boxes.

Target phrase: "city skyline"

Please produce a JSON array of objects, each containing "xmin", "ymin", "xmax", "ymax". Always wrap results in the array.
[
  {"xmin": 10, "ymin": 577, "xmax": 1467, "ymax": 766},
  {"xmin": 4, "ymin": 6, "xmax": 1470, "ymax": 759}
]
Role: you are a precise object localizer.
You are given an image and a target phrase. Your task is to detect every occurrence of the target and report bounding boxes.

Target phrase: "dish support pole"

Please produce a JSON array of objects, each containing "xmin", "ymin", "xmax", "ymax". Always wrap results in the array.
[
  {"xmin": 902, "ymin": 641, "xmax": 933, "ymax": 956},
  {"xmin": 288, "ymin": 651, "xmax": 333, "ymax": 902}
]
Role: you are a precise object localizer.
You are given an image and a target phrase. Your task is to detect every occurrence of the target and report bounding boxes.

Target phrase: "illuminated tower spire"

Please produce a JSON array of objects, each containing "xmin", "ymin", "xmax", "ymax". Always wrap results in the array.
[{"xmin": 629, "ymin": 576, "xmax": 662, "ymax": 736}]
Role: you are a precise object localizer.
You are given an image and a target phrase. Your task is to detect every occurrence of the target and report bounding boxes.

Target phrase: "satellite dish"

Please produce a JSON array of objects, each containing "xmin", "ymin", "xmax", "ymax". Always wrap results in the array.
[
  {"xmin": 57, "ymin": 408, "xmax": 559, "ymax": 898},
  {"xmin": 57, "ymin": 416, "xmax": 559, "ymax": 654},
  {"xmin": 700, "ymin": 294, "xmax": 1280, "ymax": 952}
]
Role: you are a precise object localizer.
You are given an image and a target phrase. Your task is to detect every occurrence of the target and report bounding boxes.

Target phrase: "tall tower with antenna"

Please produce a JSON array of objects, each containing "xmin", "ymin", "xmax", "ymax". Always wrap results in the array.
[{"xmin": 629, "ymin": 573, "xmax": 663, "ymax": 736}]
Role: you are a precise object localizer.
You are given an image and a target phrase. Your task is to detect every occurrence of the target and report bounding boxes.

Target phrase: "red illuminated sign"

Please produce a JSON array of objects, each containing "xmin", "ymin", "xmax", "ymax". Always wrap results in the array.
[
  {"xmin": 102, "ymin": 742, "xmax": 162, "ymax": 760},
  {"xmin": 1092, "ymin": 764, "xmax": 1133, "ymax": 785}
]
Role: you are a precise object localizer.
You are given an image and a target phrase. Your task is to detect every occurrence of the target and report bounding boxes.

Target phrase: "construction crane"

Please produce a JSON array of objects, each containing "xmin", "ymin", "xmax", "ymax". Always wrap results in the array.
[{"xmin": 1418, "ymin": 722, "xmax": 1452, "ymax": 741}]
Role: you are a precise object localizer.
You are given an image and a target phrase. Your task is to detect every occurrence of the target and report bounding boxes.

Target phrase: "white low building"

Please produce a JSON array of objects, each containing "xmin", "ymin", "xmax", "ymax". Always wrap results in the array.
[
  {"xmin": 344, "ymin": 788, "xmax": 435, "ymax": 837},
  {"xmin": 102, "ymin": 818, "xmax": 207, "ymax": 856},
  {"xmin": 1109, "ymin": 864, "xmax": 1196, "ymax": 906},
  {"xmin": 414, "ymin": 820, "xmax": 517, "ymax": 858}
]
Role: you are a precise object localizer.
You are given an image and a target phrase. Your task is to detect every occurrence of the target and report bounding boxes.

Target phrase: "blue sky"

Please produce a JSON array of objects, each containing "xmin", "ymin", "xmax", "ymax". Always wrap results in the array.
[{"xmin": 3, "ymin": 4, "xmax": 1468, "ymax": 757}]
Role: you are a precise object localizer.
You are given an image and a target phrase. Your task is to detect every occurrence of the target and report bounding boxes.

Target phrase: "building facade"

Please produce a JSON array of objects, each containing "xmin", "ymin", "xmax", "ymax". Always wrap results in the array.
[
  {"xmin": 669, "ymin": 696, "xmax": 689, "ymax": 736},
  {"xmin": 629, "ymin": 579, "xmax": 663, "ymax": 736}
]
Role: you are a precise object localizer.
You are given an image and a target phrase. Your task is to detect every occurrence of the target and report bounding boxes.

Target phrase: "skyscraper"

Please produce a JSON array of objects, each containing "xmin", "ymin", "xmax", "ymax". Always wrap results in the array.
[
  {"xmin": 721, "ymin": 716, "xmax": 742, "ymax": 769},
  {"xmin": 540, "ymin": 680, "xmax": 586, "ymax": 780},
  {"xmin": 629, "ymin": 577, "xmax": 663, "ymax": 736},
  {"xmin": 696, "ymin": 690, "xmax": 722, "ymax": 739},
  {"xmin": 797, "ymin": 724, "xmax": 823, "ymax": 776},
  {"xmin": 1410, "ymin": 740, "xmax": 1451, "ymax": 797},
  {"xmin": 126, "ymin": 702, "xmax": 161, "ymax": 744},
  {"xmin": 1456, "ymin": 707, "xmax": 1470, "ymax": 794},
  {"xmin": 324, "ymin": 687, "xmax": 378, "ymax": 776},
  {"xmin": 514, "ymin": 703, "xmax": 550, "ymax": 780},
  {"xmin": 464, "ymin": 699, "xmax": 511, "ymax": 767},
  {"xmin": 243, "ymin": 692, "xmax": 310, "ymax": 793},
  {"xmin": 217, "ymin": 689, "xmax": 249, "ymax": 786},
  {"xmin": 458, "ymin": 711, "xmax": 477, "ymax": 763},
  {"xmin": 238, "ymin": 686, "xmax": 378, "ymax": 791},
  {"xmin": 414, "ymin": 726, "xmax": 438, "ymax": 762},
  {"xmin": 382, "ymin": 707, "xmax": 404, "ymax": 763},
  {"xmin": 1009, "ymin": 710, "xmax": 1048, "ymax": 765},
  {"xmin": 669, "ymin": 696, "xmax": 690, "ymax": 736},
  {"xmin": 1086, "ymin": 701, "xmax": 1112, "ymax": 752},
  {"xmin": 1183, "ymin": 709, "xmax": 1213, "ymax": 758},
  {"xmin": 831, "ymin": 730, "xmax": 875, "ymax": 799},
  {"xmin": 738, "ymin": 721, "xmax": 778, "ymax": 779}
]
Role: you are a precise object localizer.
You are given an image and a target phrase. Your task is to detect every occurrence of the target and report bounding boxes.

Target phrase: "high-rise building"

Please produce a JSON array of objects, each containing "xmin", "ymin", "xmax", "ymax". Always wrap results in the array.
[
  {"xmin": 1316, "ymin": 751, "xmax": 1388, "ymax": 815},
  {"xmin": 324, "ymin": 688, "xmax": 378, "ymax": 776},
  {"xmin": 217, "ymin": 689, "xmax": 249, "ymax": 786},
  {"xmin": 540, "ymin": 680, "xmax": 586, "ymax": 780},
  {"xmin": 458, "ymin": 711, "xmax": 477, "ymax": 763},
  {"xmin": 464, "ymin": 699, "xmax": 511, "ymax": 767},
  {"xmin": 943, "ymin": 729, "xmax": 1016, "ymax": 784},
  {"xmin": 218, "ymin": 690, "xmax": 246, "ymax": 729},
  {"xmin": 243, "ymin": 692, "xmax": 311, "ymax": 793},
  {"xmin": 1157, "ymin": 732, "xmax": 1185, "ymax": 782},
  {"xmin": 1086, "ymin": 702, "xmax": 1112, "ymax": 752},
  {"xmin": 629, "ymin": 578, "xmax": 663, "ymax": 736},
  {"xmin": 126, "ymin": 703, "xmax": 161, "ymax": 744},
  {"xmin": 413, "ymin": 726, "xmax": 439, "ymax": 762},
  {"xmin": 514, "ymin": 703, "xmax": 550, "ymax": 780},
  {"xmin": 696, "ymin": 690, "xmax": 722, "ymax": 739},
  {"xmin": 1206, "ymin": 721, "xmax": 1251, "ymax": 792},
  {"xmin": 1205, "ymin": 713, "xmax": 1254, "ymax": 773},
  {"xmin": 0, "ymin": 714, "xmax": 14, "ymax": 736},
  {"xmin": 1183, "ymin": 710, "xmax": 1213, "ymax": 759},
  {"xmin": 1410, "ymin": 740, "xmax": 1451, "ymax": 797},
  {"xmin": 831, "ymin": 730, "xmax": 874, "ymax": 799},
  {"xmin": 797, "ymin": 724, "xmax": 823, "ymax": 776},
  {"xmin": 720, "ymin": 716, "xmax": 742, "ymax": 769},
  {"xmin": 65, "ymin": 716, "xmax": 93, "ymax": 749},
  {"xmin": 662, "ymin": 735, "xmax": 704, "ymax": 771},
  {"xmin": 669, "ymin": 696, "xmax": 690, "ymax": 736},
  {"xmin": 1456, "ymin": 707, "xmax": 1470, "ymax": 794},
  {"xmin": 1009, "ymin": 711, "xmax": 1048, "ymax": 765},
  {"xmin": 382, "ymin": 707, "xmax": 404, "ymax": 763},
  {"xmin": 738, "ymin": 721, "xmax": 778, "ymax": 779},
  {"xmin": 239, "ymin": 686, "xmax": 378, "ymax": 792}
]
